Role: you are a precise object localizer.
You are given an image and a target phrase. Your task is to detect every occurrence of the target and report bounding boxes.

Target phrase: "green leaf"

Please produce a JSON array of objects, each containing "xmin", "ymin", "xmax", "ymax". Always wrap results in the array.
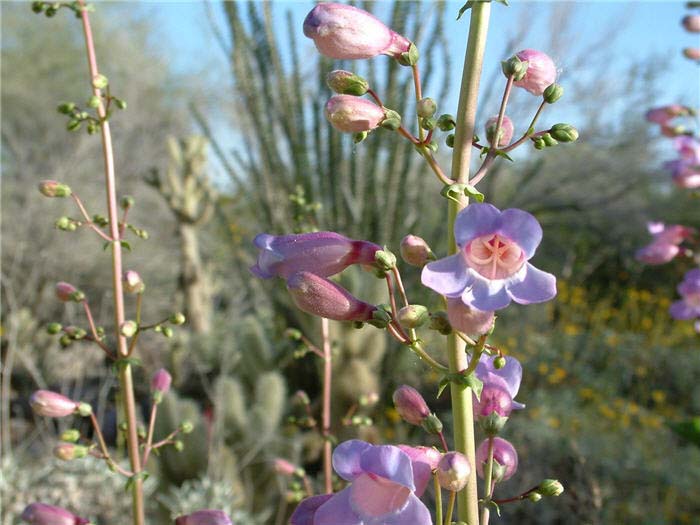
[
  {"xmin": 124, "ymin": 471, "xmax": 149, "ymax": 492},
  {"xmin": 463, "ymin": 373, "xmax": 484, "ymax": 400},
  {"xmin": 456, "ymin": 1, "xmax": 475, "ymax": 19},
  {"xmin": 120, "ymin": 240, "xmax": 131, "ymax": 251},
  {"xmin": 437, "ymin": 377, "xmax": 451, "ymax": 398},
  {"xmin": 494, "ymin": 150, "xmax": 514, "ymax": 162}
]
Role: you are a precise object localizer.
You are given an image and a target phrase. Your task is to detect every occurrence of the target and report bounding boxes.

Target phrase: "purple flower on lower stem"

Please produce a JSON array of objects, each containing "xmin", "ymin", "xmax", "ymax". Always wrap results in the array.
[
  {"xmin": 422, "ymin": 203, "xmax": 556, "ymax": 311},
  {"xmin": 476, "ymin": 437, "xmax": 518, "ymax": 482},
  {"xmin": 670, "ymin": 268, "xmax": 700, "ymax": 321},
  {"xmin": 250, "ymin": 232, "xmax": 380, "ymax": 280},
  {"xmin": 290, "ymin": 440, "xmax": 432, "ymax": 525},
  {"xmin": 21, "ymin": 503, "xmax": 89, "ymax": 525},
  {"xmin": 474, "ymin": 354, "xmax": 524, "ymax": 417},
  {"xmin": 174, "ymin": 510, "xmax": 232, "ymax": 525},
  {"xmin": 636, "ymin": 222, "xmax": 691, "ymax": 265}
]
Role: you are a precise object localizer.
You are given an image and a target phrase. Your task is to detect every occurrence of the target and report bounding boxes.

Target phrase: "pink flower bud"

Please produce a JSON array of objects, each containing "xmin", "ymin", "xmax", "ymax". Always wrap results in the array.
[
  {"xmin": 513, "ymin": 49, "xmax": 557, "ymax": 96},
  {"xmin": 273, "ymin": 458, "xmax": 298, "ymax": 477},
  {"xmin": 476, "ymin": 437, "xmax": 518, "ymax": 482},
  {"xmin": 325, "ymin": 95, "xmax": 385, "ymax": 133},
  {"xmin": 38, "ymin": 180, "xmax": 71, "ymax": 198},
  {"xmin": 53, "ymin": 443, "xmax": 89, "ymax": 461},
  {"xmin": 21, "ymin": 503, "xmax": 89, "ymax": 525},
  {"xmin": 447, "ymin": 299, "xmax": 494, "ymax": 336},
  {"xmin": 392, "ymin": 385, "xmax": 430, "ymax": 425},
  {"xmin": 303, "ymin": 3, "xmax": 411, "ymax": 60},
  {"xmin": 683, "ymin": 47, "xmax": 700, "ymax": 61},
  {"xmin": 55, "ymin": 282, "xmax": 83, "ymax": 302},
  {"xmin": 646, "ymin": 105, "xmax": 691, "ymax": 125},
  {"xmin": 151, "ymin": 368, "xmax": 172, "ymax": 394},
  {"xmin": 436, "ymin": 451, "xmax": 472, "ymax": 492},
  {"xmin": 286, "ymin": 271, "xmax": 376, "ymax": 322},
  {"xmin": 484, "ymin": 115, "xmax": 514, "ymax": 147},
  {"xmin": 123, "ymin": 270, "xmax": 145, "ymax": 294},
  {"xmin": 473, "ymin": 384, "xmax": 513, "ymax": 418},
  {"xmin": 400, "ymin": 235, "xmax": 434, "ymax": 266},
  {"xmin": 30, "ymin": 390, "xmax": 78, "ymax": 418},
  {"xmin": 682, "ymin": 14, "xmax": 700, "ymax": 33},
  {"xmin": 174, "ymin": 510, "xmax": 232, "ymax": 525}
]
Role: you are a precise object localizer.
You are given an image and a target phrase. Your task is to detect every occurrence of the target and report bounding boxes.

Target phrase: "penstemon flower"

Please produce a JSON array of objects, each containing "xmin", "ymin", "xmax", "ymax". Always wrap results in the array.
[
  {"xmin": 250, "ymin": 232, "xmax": 380, "ymax": 280},
  {"xmin": 512, "ymin": 49, "xmax": 557, "ymax": 96},
  {"xmin": 422, "ymin": 203, "xmax": 556, "ymax": 311},
  {"xmin": 669, "ymin": 268, "xmax": 700, "ymax": 322},
  {"xmin": 635, "ymin": 222, "xmax": 692, "ymax": 265},
  {"xmin": 303, "ymin": 3, "xmax": 411, "ymax": 60},
  {"xmin": 476, "ymin": 437, "xmax": 519, "ymax": 482},
  {"xmin": 290, "ymin": 440, "xmax": 432, "ymax": 525},
  {"xmin": 325, "ymin": 95, "xmax": 386, "ymax": 133},
  {"xmin": 446, "ymin": 298, "xmax": 495, "ymax": 335},
  {"xmin": 474, "ymin": 354, "xmax": 524, "ymax": 416},
  {"xmin": 29, "ymin": 390, "xmax": 79, "ymax": 418},
  {"xmin": 21, "ymin": 503, "xmax": 89, "ymax": 525}
]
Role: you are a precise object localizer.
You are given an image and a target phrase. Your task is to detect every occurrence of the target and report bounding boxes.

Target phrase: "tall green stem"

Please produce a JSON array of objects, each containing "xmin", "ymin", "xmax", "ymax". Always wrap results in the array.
[{"xmin": 448, "ymin": 3, "xmax": 491, "ymax": 524}]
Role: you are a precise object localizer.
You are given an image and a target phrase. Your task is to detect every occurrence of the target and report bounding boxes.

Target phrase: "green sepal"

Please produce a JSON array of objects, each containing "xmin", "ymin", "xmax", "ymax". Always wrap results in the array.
[
  {"xmin": 437, "ymin": 371, "xmax": 484, "ymax": 399},
  {"xmin": 440, "ymin": 183, "xmax": 485, "ymax": 204},
  {"xmin": 396, "ymin": 43, "xmax": 419, "ymax": 66},
  {"xmin": 124, "ymin": 471, "xmax": 149, "ymax": 493}
]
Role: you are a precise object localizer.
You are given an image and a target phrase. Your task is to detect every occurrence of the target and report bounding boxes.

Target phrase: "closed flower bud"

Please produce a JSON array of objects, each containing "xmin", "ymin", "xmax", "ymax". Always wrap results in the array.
[
  {"xmin": 38, "ymin": 180, "xmax": 71, "ymax": 198},
  {"xmin": 400, "ymin": 234, "xmax": 434, "ymax": 266},
  {"xmin": 437, "ymin": 114, "xmax": 456, "ymax": 131},
  {"xmin": 53, "ymin": 443, "xmax": 89, "ymax": 461},
  {"xmin": 55, "ymin": 282, "xmax": 84, "ymax": 302},
  {"xmin": 325, "ymin": 95, "xmax": 385, "ymax": 133},
  {"xmin": 393, "ymin": 385, "xmax": 430, "ymax": 425},
  {"xmin": 326, "ymin": 70, "xmax": 369, "ymax": 96},
  {"xmin": 539, "ymin": 479, "xmax": 564, "ymax": 497},
  {"xmin": 501, "ymin": 55, "xmax": 529, "ymax": 81},
  {"xmin": 493, "ymin": 356, "xmax": 506, "ymax": 369},
  {"xmin": 286, "ymin": 271, "xmax": 376, "ymax": 322},
  {"xmin": 151, "ymin": 368, "xmax": 172, "ymax": 402},
  {"xmin": 120, "ymin": 195, "xmax": 135, "ymax": 209},
  {"xmin": 92, "ymin": 74, "xmax": 108, "ymax": 89},
  {"xmin": 436, "ymin": 452, "xmax": 472, "ymax": 492},
  {"xmin": 447, "ymin": 299, "xmax": 494, "ymax": 336},
  {"xmin": 549, "ymin": 123, "xmax": 579, "ymax": 142},
  {"xmin": 274, "ymin": 458, "xmax": 298, "ymax": 477},
  {"xmin": 682, "ymin": 14, "xmax": 700, "ymax": 32},
  {"xmin": 169, "ymin": 312, "xmax": 186, "ymax": 325},
  {"xmin": 397, "ymin": 304, "xmax": 429, "ymax": 328},
  {"xmin": 683, "ymin": 47, "xmax": 700, "ymax": 60},
  {"xmin": 379, "ymin": 108, "xmax": 402, "ymax": 131},
  {"xmin": 417, "ymin": 97, "xmax": 437, "ymax": 118},
  {"xmin": 543, "ymin": 83, "xmax": 564, "ymax": 103},
  {"xmin": 484, "ymin": 115, "xmax": 514, "ymax": 147},
  {"xmin": 374, "ymin": 249, "xmax": 397, "ymax": 271},
  {"xmin": 123, "ymin": 270, "xmax": 144, "ymax": 294},
  {"xmin": 303, "ymin": 3, "xmax": 411, "ymax": 60},
  {"xmin": 46, "ymin": 322, "xmax": 62, "ymax": 335},
  {"xmin": 528, "ymin": 492, "xmax": 543, "ymax": 502},
  {"xmin": 21, "ymin": 503, "xmax": 89, "ymax": 525},
  {"xmin": 120, "ymin": 320, "xmax": 138, "ymax": 338},
  {"xmin": 512, "ymin": 49, "xmax": 557, "ymax": 96},
  {"xmin": 476, "ymin": 437, "xmax": 518, "ymax": 482},
  {"xmin": 60, "ymin": 429, "xmax": 81, "ymax": 442},
  {"xmin": 174, "ymin": 510, "xmax": 233, "ymax": 525},
  {"xmin": 30, "ymin": 390, "xmax": 78, "ymax": 417}
]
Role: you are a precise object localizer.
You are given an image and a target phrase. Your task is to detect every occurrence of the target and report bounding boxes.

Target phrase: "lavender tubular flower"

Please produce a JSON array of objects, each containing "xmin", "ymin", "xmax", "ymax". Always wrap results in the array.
[
  {"xmin": 286, "ymin": 271, "xmax": 376, "ymax": 322},
  {"xmin": 250, "ymin": 231, "xmax": 380, "ymax": 280},
  {"xmin": 290, "ymin": 440, "xmax": 432, "ymax": 525},
  {"xmin": 447, "ymin": 298, "xmax": 494, "ymax": 336},
  {"xmin": 635, "ymin": 222, "xmax": 691, "ymax": 265},
  {"xmin": 21, "ymin": 503, "xmax": 89, "ymax": 525},
  {"xmin": 473, "ymin": 354, "xmax": 525, "ymax": 417},
  {"xmin": 30, "ymin": 390, "xmax": 78, "ymax": 417},
  {"xmin": 670, "ymin": 269, "xmax": 700, "ymax": 321},
  {"xmin": 422, "ymin": 203, "xmax": 556, "ymax": 311},
  {"xmin": 325, "ymin": 95, "xmax": 386, "ymax": 133},
  {"xmin": 303, "ymin": 3, "xmax": 411, "ymax": 60},
  {"xmin": 174, "ymin": 510, "xmax": 232, "ymax": 525}
]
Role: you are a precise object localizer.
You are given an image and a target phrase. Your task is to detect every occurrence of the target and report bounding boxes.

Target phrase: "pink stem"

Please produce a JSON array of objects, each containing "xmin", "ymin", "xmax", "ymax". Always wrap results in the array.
[{"xmin": 321, "ymin": 317, "xmax": 333, "ymax": 494}]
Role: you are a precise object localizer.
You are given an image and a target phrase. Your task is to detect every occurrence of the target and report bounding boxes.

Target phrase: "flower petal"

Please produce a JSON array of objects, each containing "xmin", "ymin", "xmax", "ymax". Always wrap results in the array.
[
  {"xmin": 333, "ymin": 440, "xmax": 373, "ymax": 481},
  {"xmin": 454, "ymin": 203, "xmax": 502, "ymax": 247},
  {"xmin": 421, "ymin": 254, "xmax": 471, "ymax": 297},
  {"xmin": 349, "ymin": 473, "xmax": 411, "ymax": 517},
  {"xmin": 359, "ymin": 445, "xmax": 415, "ymax": 491},
  {"xmin": 397, "ymin": 445, "xmax": 442, "ymax": 497},
  {"xmin": 670, "ymin": 300, "xmax": 700, "ymax": 320},
  {"xmin": 381, "ymin": 494, "xmax": 433, "ymax": 525},
  {"xmin": 506, "ymin": 263, "xmax": 557, "ymax": 304},
  {"xmin": 498, "ymin": 208, "xmax": 543, "ymax": 259},
  {"xmin": 290, "ymin": 495, "xmax": 334, "ymax": 525},
  {"xmin": 462, "ymin": 275, "xmax": 512, "ymax": 311},
  {"xmin": 312, "ymin": 488, "xmax": 362, "ymax": 525},
  {"xmin": 476, "ymin": 355, "xmax": 523, "ymax": 401}
]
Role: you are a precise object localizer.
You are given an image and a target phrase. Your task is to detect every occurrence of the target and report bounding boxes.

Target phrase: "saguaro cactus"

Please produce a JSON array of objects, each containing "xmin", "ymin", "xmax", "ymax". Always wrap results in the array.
[{"xmin": 147, "ymin": 136, "xmax": 216, "ymax": 333}]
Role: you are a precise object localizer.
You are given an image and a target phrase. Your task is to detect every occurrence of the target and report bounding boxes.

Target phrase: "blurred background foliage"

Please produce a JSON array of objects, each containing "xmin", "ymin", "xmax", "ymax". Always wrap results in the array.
[{"xmin": 1, "ymin": 1, "xmax": 699, "ymax": 524}]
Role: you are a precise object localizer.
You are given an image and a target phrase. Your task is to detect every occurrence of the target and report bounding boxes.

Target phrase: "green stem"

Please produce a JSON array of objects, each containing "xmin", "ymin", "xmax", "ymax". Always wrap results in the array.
[
  {"xmin": 434, "ymin": 474, "xmax": 444, "ymax": 525},
  {"xmin": 480, "ymin": 436, "xmax": 496, "ymax": 525},
  {"xmin": 448, "ymin": 3, "xmax": 491, "ymax": 524},
  {"xmin": 445, "ymin": 491, "xmax": 457, "ymax": 525}
]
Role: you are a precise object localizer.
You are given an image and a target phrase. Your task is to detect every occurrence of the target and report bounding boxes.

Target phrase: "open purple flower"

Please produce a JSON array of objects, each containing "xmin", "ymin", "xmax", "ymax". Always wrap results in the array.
[
  {"xmin": 635, "ymin": 222, "xmax": 691, "ymax": 265},
  {"xmin": 290, "ymin": 440, "xmax": 432, "ymax": 525},
  {"xmin": 421, "ymin": 203, "xmax": 556, "ymax": 311},
  {"xmin": 670, "ymin": 268, "xmax": 700, "ymax": 321},
  {"xmin": 250, "ymin": 232, "xmax": 380, "ymax": 280},
  {"xmin": 474, "ymin": 354, "xmax": 524, "ymax": 416}
]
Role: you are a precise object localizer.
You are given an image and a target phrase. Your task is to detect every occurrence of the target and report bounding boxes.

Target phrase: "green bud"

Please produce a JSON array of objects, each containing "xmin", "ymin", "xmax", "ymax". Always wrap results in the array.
[
  {"xmin": 428, "ymin": 311, "xmax": 452, "ymax": 335},
  {"xmin": 120, "ymin": 195, "xmax": 135, "ymax": 209},
  {"xmin": 397, "ymin": 304, "xmax": 429, "ymax": 328},
  {"xmin": 169, "ymin": 312, "xmax": 186, "ymax": 325},
  {"xmin": 76, "ymin": 402, "xmax": 92, "ymax": 417},
  {"xmin": 87, "ymin": 95, "xmax": 101, "ymax": 108},
  {"xmin": 416, "ymin": 97, "xmax": 437, "ymax": 118},
  {"xmin": 180, "ymin": 421, "xmax": 194, "ymax": 434},
  {"xmin": 380, "ymin": 109, "xmax": 402, "ymax": 131},
  {"xmin": 501, "ymin": 55, "xmax": 528, "ymax": 81},
  {"xmin": 549, "ymin": 123, "xmax": 579, "ymax": 143},
  {"xmin": 137, "ymin": 427, "xmax": 147, "ymax": 439},
  {"xmin": 120, "ymin": 320, "xmax": 138, "ymax": 338},
  {"xmin": 60, "ymin": 429, "xmax": 81, "ymax": 443},
  {"xmin": 173, "ymin": 440, "xmax": 184, "ymax": 452},
  {"xmin": 374, "ymin": 249, "xmax": 397, "ymax": 271},
  {"xmin": 421, "ymin": 117, "xmax": 437, "ymax": 131},
  {"xmin": 284, "ymin": 328, "xmax": 303, "ymax": 341},
  {"xmin": 87, "ymin": 122, "xmax": 98, "ymax": 135},
  {"xmin": 353, "ymin": 131, "xmax": 369, "ymax": 144},
  {"xmin": 92, "ymin": 214, "xmax": 108, "ymax": 227},
  {"xmin": 31, "ymin": 2, "xmax": 45, "ymax": 13},
  {"xmin": 533, "ymin": 138, "xmax": 545, "ymax": 150},
  {"xmin": 92, "ymin": 74, "xmax": 109, "ymax": 90},
  {"xmin": 541, "ymin": 133, "xmax": 558, "ymax": 147},
  {"xmin": 47, "ymin": 322, "xmax": 62, "ymax": 335},
  {"xmin": 446, "ymin": 134, "xmax": 455, "ymax": 148},
  {"xmin": 67, "ymin": 119, "xmax": 82, "ymax": 132},
  {"xmin": 493, "ymin": 356, "xmax": 506, "ymax": 369},
  {"xmin": 118, "ymin": 421, "xmax": 128, "ymax": 432},
  {"xmin": 59, "ymin": 335, "xmax": 72, "ymax": 348},
  {"xmin": 426, "ymin": 141, "xmax": 438, "ymax": 153},
  {"xmin": 491, "ymin": 461, "xmax": 507, "ymax": 483},
  {"xmin": 367, "ymin": 307, "xmax": 392, "ymax": 329},
  {"xmin": 326, "ymin": 70, "xmax": 369, "ymax": 96},
  {"xmin": 44, "ymin": 6, "xmax": 57, "ymax": 17},
  {"xmin": 539, "ymin": 479, "xmax": 564, "ymax": 497},
  {"xmin": 437, "ymin": 114, "xmax": 455, "ymax": 131},
  {"xmin": 162, "ymin": 326, "xmax": 174, "ymax": 338},
  {"xmin": 115, "ymin": 99, "xmax": 127, "ymax": 110},
  {"xmin": 78, "ymin": 112, "xmax": 89, "ymax": 120},
  {"xmin": 479, "ymin": 413, "xmax": 509, "ymax": 437},
  {"xmin": 396, "ymin": 42, "xmax": 419, "ymax": 66},
  {"xmin": 528, "ymin": 491, "xmax": 543, "ymax": 502},
  {"xmin": 421, "ymin": 413, "xmax": 443, "ymax": 435},
  {"xmin": 57, "ymin": 102, "xmax": 76, "ymax": 115},
  {"xmin": 71, "ymin": 328, "xmax": 87, "ymax": 340},
  {"xmin": 543, "ymin": 83, "xmax": 564, "ymax": 104}
]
